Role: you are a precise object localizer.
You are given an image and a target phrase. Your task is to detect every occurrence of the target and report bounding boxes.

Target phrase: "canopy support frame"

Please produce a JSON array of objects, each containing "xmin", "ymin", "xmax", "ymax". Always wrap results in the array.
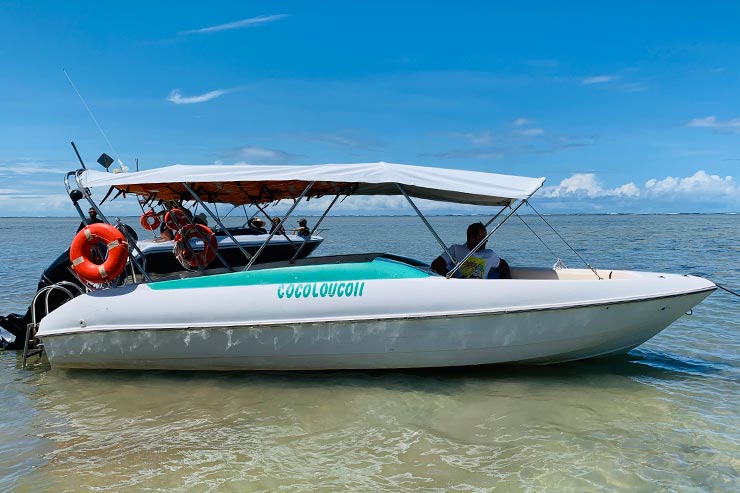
[
  {"xmin": 445, "ymin": 180, "xmax": 545, "ymax": 279},
  {"xmin": 289, "ymin": 191, "xmax": 342, "ymax": 263},
  {"xmin": 183, "ymin": 182, "xmax": 252, "ymax": 267},
  {"xmin": 251, "ymin": 201, "xmax": 299, "ymax": 249},
  {"xmin": 396, "ymin": 184, "xmax": 454, "ymax": 263},
  {"xmin": 244, "ymin": 181, "xmax": 316, "ymax": 271}
]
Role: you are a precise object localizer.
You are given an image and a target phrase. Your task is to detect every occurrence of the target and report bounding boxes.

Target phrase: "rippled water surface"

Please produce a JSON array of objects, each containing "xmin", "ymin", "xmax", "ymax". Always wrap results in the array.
[{"xmin": 1, "ymin": 214, "xmax": 738, "ymax": 492}]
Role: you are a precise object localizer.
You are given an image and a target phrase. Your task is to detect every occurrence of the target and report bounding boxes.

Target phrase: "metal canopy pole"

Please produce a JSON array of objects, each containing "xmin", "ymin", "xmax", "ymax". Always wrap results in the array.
[
  {"xmin": 182, "ymin": 182, "xmax": 253, "ymax": 266},
  {"xmin": 446, "ymin": 198, "xmax": 527, "ymax": 279},
  {"xmin": 289, "ymin": 191, "xmax": 342, "ymax": 263},
  {"xmin": 396, "ymin": 184, "xmax": 453, "ymax": 261},
  {"xmin": 483, "ymin": 206, "xmax": 507, "ymax": 229},
  {"xmin": 244, "ymin": 181, "xmax": 316, "ymax": 271}
]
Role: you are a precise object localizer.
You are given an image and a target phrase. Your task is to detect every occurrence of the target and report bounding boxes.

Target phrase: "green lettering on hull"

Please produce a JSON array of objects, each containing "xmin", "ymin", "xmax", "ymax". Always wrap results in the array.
[{"xmin": 277, "ymin": 281, "xmax": 366, "ymax": 299}]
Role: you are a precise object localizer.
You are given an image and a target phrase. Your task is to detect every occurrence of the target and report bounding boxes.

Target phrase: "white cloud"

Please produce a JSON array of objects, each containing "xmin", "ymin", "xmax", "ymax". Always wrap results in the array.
[
  {"xmin": 512, "ymin": 118, "xmax": 530, "ymax": 126},
  {"xmin": 167, "ymin": 89, "xmax": 231, "ymax": 105},
  {"xmin": 686, "ymin": 116, "xmax": 740, "ymax": 134},
  {"xmin": 542, "ymin": 173, "xmax": 640, "ymax": 198},
  {"xmin": 644, "ymin": 170, "xmax": 738, "ymax": 197},
  {"xmin": 581, "ymin": 75, "xmax": 617, "ymax": 85},
  {"xmin": 538, "ymin": 170, "xmax": 738, "ymax": 212},
  {"xmin": 180, "ymin": 14, "xmax": 289, "ymax": 35}
]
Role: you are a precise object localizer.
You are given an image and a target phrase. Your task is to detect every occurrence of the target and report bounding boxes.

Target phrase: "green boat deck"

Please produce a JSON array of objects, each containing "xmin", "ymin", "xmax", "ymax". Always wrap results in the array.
[{"xmin": 149, "ymin": 257, "xmax": 431, "ymax": 290}]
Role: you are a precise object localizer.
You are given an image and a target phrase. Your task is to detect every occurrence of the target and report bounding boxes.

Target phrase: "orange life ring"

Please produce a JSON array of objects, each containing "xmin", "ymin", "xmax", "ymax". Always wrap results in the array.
[
  {"xmin": 173, "ymin": 224, "xmax": 218, "ymax": 270},
  {"xmin": 165, "ymin": 208, "xmax": 189, "ymax": 231},
  {"xmin": 70, "ymin": 223, "xmax": 129, "ymax": 283},
  {"xmin": 140, "ymin": 209, "xmax": 161, "ymax": 231}
]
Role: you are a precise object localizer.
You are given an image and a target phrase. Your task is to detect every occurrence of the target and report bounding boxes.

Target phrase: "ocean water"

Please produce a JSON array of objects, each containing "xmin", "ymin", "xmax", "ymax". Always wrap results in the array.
[{"xmin": 0, "ymin": 214, "xmax": 738, "ymax": 492}]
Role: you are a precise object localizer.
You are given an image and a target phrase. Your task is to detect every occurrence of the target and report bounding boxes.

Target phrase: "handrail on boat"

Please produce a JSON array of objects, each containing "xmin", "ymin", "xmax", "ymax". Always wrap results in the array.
[{"xmin": 22, "ymin": 281, "xmax": 85, "ymax": 368}]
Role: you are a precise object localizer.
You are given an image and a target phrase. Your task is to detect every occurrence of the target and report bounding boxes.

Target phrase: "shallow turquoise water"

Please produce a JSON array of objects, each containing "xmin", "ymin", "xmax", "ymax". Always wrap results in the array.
[{"xmin": 1, "ymin": 214, "xmax": 738, "ymax": 492}]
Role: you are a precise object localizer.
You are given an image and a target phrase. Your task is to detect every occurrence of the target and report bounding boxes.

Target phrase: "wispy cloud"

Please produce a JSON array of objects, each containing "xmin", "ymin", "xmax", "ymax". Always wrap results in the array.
[
  {"xmin": 518, "ymin": 128, "xmax": 545, "ymax": 136},
  {"xmin": 581, "ymin": 75, "xmax": 618, "ymax": 85},
  {"xmin": 228, "ymin": 146, "xmax": 301, "ymax": 164},
  {"xmin": 446, "ymin": 130, "xmax": 496, "ymax": 146},
  {"xmin": 309, "ymin": 130, "xmax": 385, "ymax": 151},
  {"xmin": 180, "ymin": 14, "xmax": 289, "ymax": 35},
  {"xmin": 425, "ymin": 149, "xmax": 504, "ymax": 160},
  {"xmin": 686, "ymin": 116, "xmax": 740, "ymax": 134},
  {"xmin": 0, "ymin": 159, "xmax": 69, "ymax": 176},
  {"xmin": 437, "ymin": 119, "xmax": 590, "ymax": 160},
  {"xmin": 167, "ymin": 89, "xmax": 231, "ymax": 105}
]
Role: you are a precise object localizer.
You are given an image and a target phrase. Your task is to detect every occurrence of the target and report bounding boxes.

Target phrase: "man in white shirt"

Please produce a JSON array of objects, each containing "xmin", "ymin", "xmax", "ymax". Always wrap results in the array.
[{"xmin": 431, "ymin": 222, "xmax": 511, "ymax": 279}]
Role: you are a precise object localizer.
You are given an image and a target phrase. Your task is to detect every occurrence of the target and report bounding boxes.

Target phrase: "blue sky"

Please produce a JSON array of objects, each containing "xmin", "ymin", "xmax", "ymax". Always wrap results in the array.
[{"xmin": 1, "ymin": 1, "xmax": 739, "ymax": 216}]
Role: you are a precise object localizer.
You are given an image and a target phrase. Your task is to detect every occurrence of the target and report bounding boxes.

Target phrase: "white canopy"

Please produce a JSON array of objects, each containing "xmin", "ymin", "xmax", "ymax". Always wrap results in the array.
[{"xmin": 77, "ymin": 162, "xmax": 545, "ymax": 207}]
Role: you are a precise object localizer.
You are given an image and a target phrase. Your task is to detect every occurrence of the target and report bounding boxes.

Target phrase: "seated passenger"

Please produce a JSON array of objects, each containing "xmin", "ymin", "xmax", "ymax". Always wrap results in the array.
[
  {"xmin": 270, "ymin": 217, "xmax": 286, "ymax": 235},
  {"xmin": 249, "ymin": 217, "xmax": 268, "ymax": 234},
  {"xmin": 194, "ymin": 212, "xmax": 208, "ymax": 226},
  {"xmin": 431, "ymin": 222, "xmax": 511, "ymax": 279},
  {"xmin": 293, "ymin": 218, "xmax": 311, "ymax": 238},
  {"xmin": 155, "ymin": 221, "xmax": 175, "ymax": 242}
]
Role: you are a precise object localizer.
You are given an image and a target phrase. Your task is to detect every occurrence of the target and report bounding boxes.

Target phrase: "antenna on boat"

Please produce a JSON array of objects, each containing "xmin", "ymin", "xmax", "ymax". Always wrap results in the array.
[
  {"xmin": 70, "ymin": 141, "xmax": 87, "ymax": 169},
  {"xmin": 63, "ymin": 68, "xmax": 128, "ymax": 172}
]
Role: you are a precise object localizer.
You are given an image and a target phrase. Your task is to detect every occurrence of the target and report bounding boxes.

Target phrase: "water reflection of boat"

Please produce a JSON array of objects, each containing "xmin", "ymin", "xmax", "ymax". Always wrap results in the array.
[{"xmin": 34, "ymin": 162, "xmax": 715, "ymax": 370}]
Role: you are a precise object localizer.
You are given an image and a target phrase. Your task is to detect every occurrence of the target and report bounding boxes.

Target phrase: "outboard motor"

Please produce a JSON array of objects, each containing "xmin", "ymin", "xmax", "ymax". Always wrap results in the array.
[
  {"xmin": 0, "ymin": 248, "xmax": 84, "ymax": 350},
  {"xmin": 0, "ymin": 219, "xmax": 139, "ymax": 349}
]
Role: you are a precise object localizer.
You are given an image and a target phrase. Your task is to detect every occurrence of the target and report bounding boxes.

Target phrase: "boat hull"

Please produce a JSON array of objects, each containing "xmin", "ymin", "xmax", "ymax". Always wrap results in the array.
[{"xmin": 38, "ymin": 268, "xmax": 716, "ymax": 370}]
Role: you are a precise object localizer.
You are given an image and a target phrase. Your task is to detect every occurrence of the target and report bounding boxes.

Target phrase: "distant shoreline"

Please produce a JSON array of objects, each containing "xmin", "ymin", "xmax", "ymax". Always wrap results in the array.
[{"xmin": 1, "ymin": 212, "xmax": 738, "ymax": 219}]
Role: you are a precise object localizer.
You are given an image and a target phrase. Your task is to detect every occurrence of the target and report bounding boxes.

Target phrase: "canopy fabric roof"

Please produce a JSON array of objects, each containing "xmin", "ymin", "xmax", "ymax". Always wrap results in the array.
[{"xmin": 77, "ymin": 162, "xmax": 545, "ymax": 207}]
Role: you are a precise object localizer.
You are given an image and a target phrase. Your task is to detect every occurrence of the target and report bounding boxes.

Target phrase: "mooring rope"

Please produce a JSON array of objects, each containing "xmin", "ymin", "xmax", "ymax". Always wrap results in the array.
[
  {"xmin": 687, "ymin": 274, "xmax": 739, "ymax": 299},
  {"xmin": 712, "ymin": 283, "xmax": 740, "ymax": 298}
]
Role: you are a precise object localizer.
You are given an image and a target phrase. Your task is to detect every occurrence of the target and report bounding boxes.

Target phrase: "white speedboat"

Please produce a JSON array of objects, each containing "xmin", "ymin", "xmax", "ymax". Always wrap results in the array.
[{"xmin": 36, "ymin": 162, "xmax": 716, "ymax": 370}]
